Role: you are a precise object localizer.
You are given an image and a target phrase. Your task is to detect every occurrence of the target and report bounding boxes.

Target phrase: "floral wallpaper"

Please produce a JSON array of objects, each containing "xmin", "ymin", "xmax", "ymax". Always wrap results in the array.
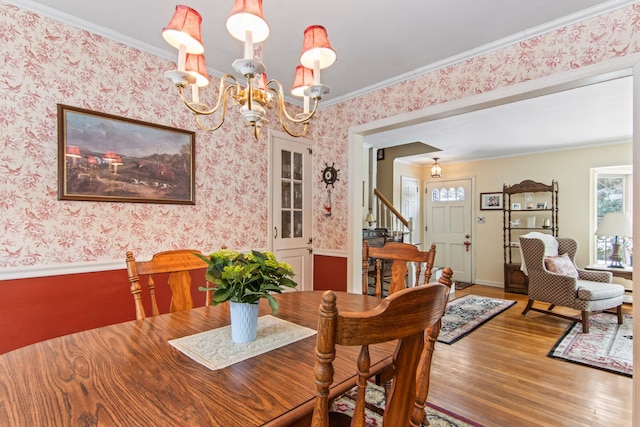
[
  {"xmin": 0, "ymin": 2, "xmax": 276, "ymax": 267},
  {"xmin": 0, "ymin": 2, "xmax": 639, "ymax": 269},
  {"xmin": 312, "ymin": 3, "xmax": 640, "ymax": 251}
]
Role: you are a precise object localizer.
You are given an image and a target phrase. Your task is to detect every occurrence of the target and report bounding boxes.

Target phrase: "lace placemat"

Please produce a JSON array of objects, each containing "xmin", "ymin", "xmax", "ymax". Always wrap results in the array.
[{"xmin": 169, "ymin": 315, "xmax": 317, "ymax": 371}]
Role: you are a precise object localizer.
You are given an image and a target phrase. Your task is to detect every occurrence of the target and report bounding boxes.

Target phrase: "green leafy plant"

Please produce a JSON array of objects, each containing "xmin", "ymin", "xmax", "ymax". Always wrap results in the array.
[{"xmin": 194, "ymin": 249, "xmax": 297, "ymax": 314}]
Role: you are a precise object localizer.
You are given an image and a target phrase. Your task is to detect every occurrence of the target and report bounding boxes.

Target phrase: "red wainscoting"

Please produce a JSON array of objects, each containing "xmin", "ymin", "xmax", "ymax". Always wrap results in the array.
[
  {"xmin": 0, "ymin": 269, "xmax": 208, "ymax": 355},
  {"xmin": 0, "ymin": 254, "xmax": 347, "ymax": 354},
  {"xmin": 313, "ymin": 254, "xmax": 347, "ymax": 292}
]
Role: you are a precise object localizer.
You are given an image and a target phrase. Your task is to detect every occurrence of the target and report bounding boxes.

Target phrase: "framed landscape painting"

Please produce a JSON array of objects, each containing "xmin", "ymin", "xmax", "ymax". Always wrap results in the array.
[{"xmin": 57, "ymin": 104, "xmax": 195, "ymax": 204}]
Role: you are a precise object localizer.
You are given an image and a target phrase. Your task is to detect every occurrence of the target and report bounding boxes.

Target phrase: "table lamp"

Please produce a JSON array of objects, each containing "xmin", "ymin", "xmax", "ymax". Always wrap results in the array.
[
  {"xmin": 595, "ymin": 212, "xmax": 632, "ymax": 268},
  {"xmin": 365, "ymin": 211, "xmax": 377, "ymax": 228}
]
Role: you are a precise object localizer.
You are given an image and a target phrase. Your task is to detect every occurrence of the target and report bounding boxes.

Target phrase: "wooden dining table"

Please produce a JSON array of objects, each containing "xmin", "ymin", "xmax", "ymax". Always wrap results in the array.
[{"xmin": 0, "ymin": 291, "xmax": 395, "ymax": 426}]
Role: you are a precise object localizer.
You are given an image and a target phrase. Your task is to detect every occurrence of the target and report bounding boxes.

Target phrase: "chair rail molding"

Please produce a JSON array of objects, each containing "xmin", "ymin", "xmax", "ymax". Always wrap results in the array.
[{"xmin": 0, "ymin": 260, "xmax": 125, "ymax": 281}]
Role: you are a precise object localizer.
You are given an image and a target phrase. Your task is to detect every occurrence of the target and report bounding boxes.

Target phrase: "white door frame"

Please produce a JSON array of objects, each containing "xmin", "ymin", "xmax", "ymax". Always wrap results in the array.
[{"xmin": 268, "ymin": 130, "xmax": 313, "ymax": 291}]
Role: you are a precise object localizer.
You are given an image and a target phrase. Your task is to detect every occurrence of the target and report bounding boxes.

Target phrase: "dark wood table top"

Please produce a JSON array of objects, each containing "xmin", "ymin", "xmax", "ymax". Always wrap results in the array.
[{"xmin": 0, "ymin": 291, "xmax": 394, "ymax": 426}]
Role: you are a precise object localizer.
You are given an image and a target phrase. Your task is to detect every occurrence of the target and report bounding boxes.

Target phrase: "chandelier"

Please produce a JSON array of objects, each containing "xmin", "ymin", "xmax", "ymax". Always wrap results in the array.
[{"xmin": 162, "ymin": 1, "xmax": 337, "ymax": 140}]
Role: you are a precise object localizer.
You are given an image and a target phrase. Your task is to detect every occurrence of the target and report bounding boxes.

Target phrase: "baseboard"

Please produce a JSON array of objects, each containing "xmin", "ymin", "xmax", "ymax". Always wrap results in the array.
[{"xmin": 471, "ymin": 280, "xmax": 504, "ymax": 288}]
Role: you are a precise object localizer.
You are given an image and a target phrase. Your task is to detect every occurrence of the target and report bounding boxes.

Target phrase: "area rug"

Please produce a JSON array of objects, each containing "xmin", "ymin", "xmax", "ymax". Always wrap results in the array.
[
  {"xmin": 548, "ymin": 313, "xmax": 633, "ymax": 377},
  {"xmin": 438, "ymin": 294, "xmax": 516, "ymax": 344},
  {"xmin": 454, "ymin": 281, "xmax": 474, "ymax": 290},
  {"xmin": 333, "ymin": 382, "xmax": 483, "ymax": 427}
]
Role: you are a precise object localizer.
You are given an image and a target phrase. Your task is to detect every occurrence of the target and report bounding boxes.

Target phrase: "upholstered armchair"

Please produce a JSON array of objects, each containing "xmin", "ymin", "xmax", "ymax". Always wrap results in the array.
[{"xmin": 519, "ymin": 237, "xmax": 624, "ymax": 333}]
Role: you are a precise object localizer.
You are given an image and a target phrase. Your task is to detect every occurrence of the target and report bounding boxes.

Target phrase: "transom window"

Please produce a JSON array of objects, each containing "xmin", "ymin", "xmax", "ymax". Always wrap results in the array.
[{"xmin": 432, "ymin": 187, "xmax": 465, "ymax": 202}]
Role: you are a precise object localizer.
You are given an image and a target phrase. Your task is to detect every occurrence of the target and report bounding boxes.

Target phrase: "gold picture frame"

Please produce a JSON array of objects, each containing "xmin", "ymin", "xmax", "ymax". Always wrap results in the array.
[{"xmin": 58, "ymin": 104, "xmax": 195, "ymax": 204}]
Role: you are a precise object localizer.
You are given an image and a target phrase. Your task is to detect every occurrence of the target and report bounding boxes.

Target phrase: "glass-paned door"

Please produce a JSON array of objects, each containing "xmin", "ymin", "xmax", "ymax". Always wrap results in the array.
[{"xmin": 271, "ymin": 132, "xmax": 312, "ymax": 291}]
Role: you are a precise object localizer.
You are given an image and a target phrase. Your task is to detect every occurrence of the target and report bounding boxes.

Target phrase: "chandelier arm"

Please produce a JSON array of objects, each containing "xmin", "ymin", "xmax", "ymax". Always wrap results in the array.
[
  {"xmin": 192, "ymin": 84, "xmax": 236, "ymax": 132},
  {"xmin": 267, "ymin": 80, "xmax": 319, "ymax": 124},
  {"xmin": 279, "ymin": 119, "xmax": 309, "ymax": 138},
  {"xmin": 177, "ymin": 74, "xmax": 241, "ymax": 116},
  {"xmin": 268, "ymin": 83, "xmax": 311, "ymax": 137}
]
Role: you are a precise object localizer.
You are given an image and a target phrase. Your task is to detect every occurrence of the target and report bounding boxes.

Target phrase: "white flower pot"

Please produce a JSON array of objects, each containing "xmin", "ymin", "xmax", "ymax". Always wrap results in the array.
[{"xmin": 230, "ymin": 301, "xmax": 259, "ymax": 343}]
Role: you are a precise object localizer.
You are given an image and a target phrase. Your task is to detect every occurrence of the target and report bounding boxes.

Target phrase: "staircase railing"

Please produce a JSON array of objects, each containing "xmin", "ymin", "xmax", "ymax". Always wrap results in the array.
[{"xmin": 373, "ymin": 188, "xmax": 413, "ymax": 243}]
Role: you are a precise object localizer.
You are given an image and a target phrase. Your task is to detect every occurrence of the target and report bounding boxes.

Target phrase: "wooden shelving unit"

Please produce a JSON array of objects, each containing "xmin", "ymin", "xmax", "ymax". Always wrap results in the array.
[{"xmin": 503, "ymin": 180, "xmax": 558, "ymax": 294}]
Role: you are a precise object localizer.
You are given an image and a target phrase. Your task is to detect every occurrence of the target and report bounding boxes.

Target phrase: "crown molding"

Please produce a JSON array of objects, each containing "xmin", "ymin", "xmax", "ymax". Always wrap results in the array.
[
  {"xmin": 6, "ymin": 0, "xmax": 636, "ymax": 109},
  {"xmin": 4, "ymin": 0, "xmax": 230, "ymax": 84},
  {"xmin": 320, "ymin": 0, "xmax": 637, "ymax": 109},
  {"xmin": 6, "ymin": 0, "xmax": 171, "ymax": 61}
]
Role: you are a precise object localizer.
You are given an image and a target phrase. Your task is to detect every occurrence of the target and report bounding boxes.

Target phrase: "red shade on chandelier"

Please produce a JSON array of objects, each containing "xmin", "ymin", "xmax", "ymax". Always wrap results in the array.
[
  {"xmin": 291, "ymin": 65, "xmax": 314, "ymax": 97},
  {"xmin": 162, "ymin": 5, "xmax": 204, "ymax": 54}
]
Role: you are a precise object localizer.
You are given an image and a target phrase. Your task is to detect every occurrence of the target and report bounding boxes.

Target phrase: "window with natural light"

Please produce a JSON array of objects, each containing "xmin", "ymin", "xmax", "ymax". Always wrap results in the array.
[{"xmin": 593, "ymin": 165, "xmax": 633, "ymax": 265}]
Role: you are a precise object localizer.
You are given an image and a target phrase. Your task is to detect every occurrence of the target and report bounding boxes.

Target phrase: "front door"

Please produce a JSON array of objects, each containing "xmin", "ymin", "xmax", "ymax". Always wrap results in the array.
[
  {"xmin": 425, "ymin": 179, "xmax": 473, "ymax": 283},
  {"xmin": 270, "ymin": 131, "xmax": 313, "ymax": 291}
]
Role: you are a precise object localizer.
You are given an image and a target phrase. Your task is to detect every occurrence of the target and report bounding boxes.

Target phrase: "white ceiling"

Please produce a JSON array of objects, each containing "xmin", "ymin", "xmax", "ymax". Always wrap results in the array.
[{"xmin": 10, "ymin": 0, "xmax": 634, "ymax": 163}]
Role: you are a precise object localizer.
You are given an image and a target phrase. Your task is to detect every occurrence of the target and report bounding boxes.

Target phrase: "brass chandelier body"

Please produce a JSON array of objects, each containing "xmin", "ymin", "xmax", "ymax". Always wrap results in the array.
[{"xmin": 174, "ymin": 67, "xmax": 320, "ymax": 140}]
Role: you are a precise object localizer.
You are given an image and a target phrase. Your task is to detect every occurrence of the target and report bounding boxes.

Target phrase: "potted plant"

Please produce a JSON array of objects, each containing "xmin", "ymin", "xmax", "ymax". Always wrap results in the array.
[{"xmin": 194, "ymin": 249, "xmax": 297, "ymax": 342}]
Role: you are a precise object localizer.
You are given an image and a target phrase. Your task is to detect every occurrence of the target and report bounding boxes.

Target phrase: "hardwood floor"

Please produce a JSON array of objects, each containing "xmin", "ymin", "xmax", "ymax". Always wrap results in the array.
[{"xmin": 428, "ymin": 285, "xmax": 632, "ymax": 427}]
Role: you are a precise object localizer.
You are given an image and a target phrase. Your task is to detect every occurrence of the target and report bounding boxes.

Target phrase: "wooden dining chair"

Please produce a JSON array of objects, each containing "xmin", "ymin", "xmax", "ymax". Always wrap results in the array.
[
  {"xmin": 362, "ymin": 241, "xmax": 437, "ymax": 297},
  {"xmin": 375, "ymin": 266, "xmax": 453, "ymax": 401},
  {"xmin": 125, "ymin": 249, "xmax": 211, "ymax": 320},
  {"xmin": 311, "ymin": 282, "xmax": 451, "ymax": 427}
]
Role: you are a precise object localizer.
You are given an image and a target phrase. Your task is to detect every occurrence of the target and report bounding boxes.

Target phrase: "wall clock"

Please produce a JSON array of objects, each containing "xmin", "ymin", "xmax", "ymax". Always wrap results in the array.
[{"xmin": 321, "ymin": 163, "xmax": 339, "ymax": 188}]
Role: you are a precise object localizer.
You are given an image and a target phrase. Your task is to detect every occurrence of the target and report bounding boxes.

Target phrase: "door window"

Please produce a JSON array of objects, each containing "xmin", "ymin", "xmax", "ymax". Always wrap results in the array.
[{"xmin": 280, "ymin": 150, "xmax": 304, "ymax": 239}]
